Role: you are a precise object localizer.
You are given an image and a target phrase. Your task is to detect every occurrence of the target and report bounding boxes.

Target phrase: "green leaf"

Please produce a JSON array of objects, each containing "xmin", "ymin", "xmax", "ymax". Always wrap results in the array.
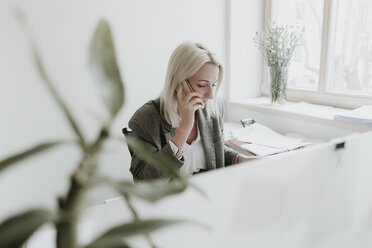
[
  {"xmin": 0, "ymin": 141, "xmax": 65, "ymax": 173},
  {"xmin": 0, "ymin": 209, "xmax": 53, "ymax": 248},
  {"xmin": 31, "ymin": 45, "xmax": 88, "ymax": 150},
  {"xmin": 12, "ymin": 6, "xmax": 27, "ymax": 28},
  {"xmin": 125, "ymin": 136, "xmax": 183, "ymax": 180},
  {"xmin": 86, "ymin": 219, "xmax": 184, "ymax": 248},
  {"xmin": 89, "ymin": 19, "xmax": 124, "ymax": 119},
  {"xmin": 126, "ymin": 136, "xmax": 207, "ymax": 197},
  {"xmin": 111, "ymin": 179, "xmax": 187, "ymax": 203}
]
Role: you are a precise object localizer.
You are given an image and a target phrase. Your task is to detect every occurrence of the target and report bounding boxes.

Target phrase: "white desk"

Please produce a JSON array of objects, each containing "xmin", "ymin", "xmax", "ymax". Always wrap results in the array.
[{"xmin": 27, "ymin": 131, "xmax": 372, "ymax": 248}]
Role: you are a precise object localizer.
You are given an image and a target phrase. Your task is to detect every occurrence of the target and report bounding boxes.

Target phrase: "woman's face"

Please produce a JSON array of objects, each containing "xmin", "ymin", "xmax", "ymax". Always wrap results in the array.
[{"xmin": 186, "ymin": 63, "xmax": 219, "ymax": 104}]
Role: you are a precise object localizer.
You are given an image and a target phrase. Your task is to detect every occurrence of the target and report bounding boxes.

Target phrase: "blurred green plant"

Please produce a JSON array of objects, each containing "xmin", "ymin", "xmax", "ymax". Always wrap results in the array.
[{"xmin": 0, "ymin": 12, "xmax": 200, "ymax": 248}]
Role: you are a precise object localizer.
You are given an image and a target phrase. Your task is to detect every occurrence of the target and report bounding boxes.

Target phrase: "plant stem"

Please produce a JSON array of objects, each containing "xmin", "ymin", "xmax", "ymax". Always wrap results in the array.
[
  {"xmin": 56, "ymin": 177, "xmax": 85, "ymax": 248},
  {"xmin": 55, "ymin": 129, "xmax": 107, "ymax": 248},
  {"xmin": 124, "ymin": 194, "xmax": 139, "ymax": 219},
  {"xmin": 124, "ymin": 194, "xmax": 158, "ymax": 248},
  {"xmin": 269, "ymin": 65, "xmax": 288, "ymax": 104}
]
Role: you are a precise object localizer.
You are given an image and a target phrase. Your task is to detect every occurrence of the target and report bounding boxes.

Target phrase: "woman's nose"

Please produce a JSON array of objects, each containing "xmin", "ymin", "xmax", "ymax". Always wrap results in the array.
[{"xmin": 204, "ymin": 84, "xmax": 214, "ymax": 99}]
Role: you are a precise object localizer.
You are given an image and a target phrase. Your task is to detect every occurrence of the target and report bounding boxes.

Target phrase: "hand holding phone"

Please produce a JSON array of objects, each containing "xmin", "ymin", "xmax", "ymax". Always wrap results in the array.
[
  {"xmin": 175, "ymin": 79, "xmax": 205, "ymax": 133},
  {"xmin": 181, "ymin": 80, "xmax": 193, "ymax": 97}
]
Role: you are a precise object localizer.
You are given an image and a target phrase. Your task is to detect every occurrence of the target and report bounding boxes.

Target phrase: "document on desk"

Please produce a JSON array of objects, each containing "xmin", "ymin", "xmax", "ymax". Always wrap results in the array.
[
  {"xmin": 334, "ymin": 105, "xmax": 372, "ymax": 126},
  {"xmin": 228, "ymin": 123, "xmax": 310, "ymax": 156},
  {"xmin": 240, "ymin": 143, "xmax": 287, "ymax": 156}
]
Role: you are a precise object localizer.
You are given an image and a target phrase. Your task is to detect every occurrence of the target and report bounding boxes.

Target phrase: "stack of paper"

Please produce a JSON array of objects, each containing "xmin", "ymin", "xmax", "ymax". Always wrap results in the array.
[
  {"xmin": 227, "ymin": 123, "xmax": 313, "ymax": 156},
  {"xmin": 334, "ymin": 105, "xmax": 372, "ymax": 126}
]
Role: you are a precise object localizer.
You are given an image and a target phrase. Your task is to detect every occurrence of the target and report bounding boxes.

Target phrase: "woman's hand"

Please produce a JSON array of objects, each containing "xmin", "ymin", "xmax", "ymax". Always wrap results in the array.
[
  {"xmin": 176, "ymin": 83, "xmax": 205, "ymax": 133},
  {"xmin": 170, "ymin": 84, "xmax": 205, "ymax": 158},
  {"xmin": 235, "ymin": 154, "xmax": 262, "ymax": 164}
]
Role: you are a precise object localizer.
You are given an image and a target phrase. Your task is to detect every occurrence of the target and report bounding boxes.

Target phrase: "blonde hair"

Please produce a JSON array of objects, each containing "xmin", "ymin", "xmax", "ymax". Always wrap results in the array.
[{"xmin": 159, "ymin": 41, "xmax": 223, "ymax": 127}]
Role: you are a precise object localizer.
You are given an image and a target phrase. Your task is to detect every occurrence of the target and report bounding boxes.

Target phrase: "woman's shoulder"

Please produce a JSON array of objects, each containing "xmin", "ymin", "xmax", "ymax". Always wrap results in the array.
[
  {"xmin": 213, "ymin": 97, "xmax": 224, "ymax": 118},
  {"xmin": 130, "ymin": 98, "xmax": 161, "ymax": 124},
  {"xmin": 217, "ymin": 97, "xmax": 224, "ymax": 111}
]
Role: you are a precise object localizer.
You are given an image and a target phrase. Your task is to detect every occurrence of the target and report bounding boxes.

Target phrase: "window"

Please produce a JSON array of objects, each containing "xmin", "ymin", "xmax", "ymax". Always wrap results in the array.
[
  {"xmin": 276, "ymin": 0, "xmax": 324, "ymax": 91},
  {"xmin": 330, "ymin": 0, "xmax": 372, "ymax": 95},
  {"xmin": 265, "ymin": 0, "xmax": 372, "ymax": 108}
]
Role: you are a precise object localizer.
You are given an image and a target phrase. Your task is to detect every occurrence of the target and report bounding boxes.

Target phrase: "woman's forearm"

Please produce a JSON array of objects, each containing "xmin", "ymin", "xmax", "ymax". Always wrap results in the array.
[{"xmin": 171, "ymin": 125, "xmax": 190, "ymax": 157}]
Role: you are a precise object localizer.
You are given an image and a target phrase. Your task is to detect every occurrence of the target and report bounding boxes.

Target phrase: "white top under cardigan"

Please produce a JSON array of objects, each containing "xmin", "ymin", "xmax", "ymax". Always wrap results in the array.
[{"xmin": 169, "ymin": 126, "xmax": 207, "ymax": 177}]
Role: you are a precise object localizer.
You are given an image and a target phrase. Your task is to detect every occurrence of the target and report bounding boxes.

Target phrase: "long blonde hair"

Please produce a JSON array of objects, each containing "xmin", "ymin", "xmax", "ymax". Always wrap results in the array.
[{"xmin": 159, "ymin": 41, "xmax": 223, "ymax": 127}]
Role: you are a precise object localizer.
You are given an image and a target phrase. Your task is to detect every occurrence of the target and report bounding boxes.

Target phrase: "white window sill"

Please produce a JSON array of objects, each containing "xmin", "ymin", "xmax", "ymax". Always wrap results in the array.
[{"xmin": 227, "ymin": 97, "xmax": 372, "ymax": 133}]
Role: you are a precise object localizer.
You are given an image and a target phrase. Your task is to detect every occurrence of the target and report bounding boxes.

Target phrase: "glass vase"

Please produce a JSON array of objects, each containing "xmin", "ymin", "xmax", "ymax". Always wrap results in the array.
[{"xmin": 269, "ymin": 65, "xmax": 288, "ymax": 104}]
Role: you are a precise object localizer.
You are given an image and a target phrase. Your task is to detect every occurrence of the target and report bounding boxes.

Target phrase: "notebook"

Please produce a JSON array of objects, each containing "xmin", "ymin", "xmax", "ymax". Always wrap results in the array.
[{"xmin": 226, "ymin": 123, "xmax": 313, "ymax": 156}]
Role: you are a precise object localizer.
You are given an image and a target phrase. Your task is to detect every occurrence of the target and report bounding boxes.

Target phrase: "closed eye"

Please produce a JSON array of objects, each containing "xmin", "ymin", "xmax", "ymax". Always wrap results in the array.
[{"xmin": 197, "ymin": 83, "xmax": 217, "ymax": 88}]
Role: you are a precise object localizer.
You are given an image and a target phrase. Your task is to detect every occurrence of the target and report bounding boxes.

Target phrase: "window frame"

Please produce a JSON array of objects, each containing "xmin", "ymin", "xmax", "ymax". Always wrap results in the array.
[{"xmin": 262, "ymin": 0, "xmax": 372, "ymax": 109}]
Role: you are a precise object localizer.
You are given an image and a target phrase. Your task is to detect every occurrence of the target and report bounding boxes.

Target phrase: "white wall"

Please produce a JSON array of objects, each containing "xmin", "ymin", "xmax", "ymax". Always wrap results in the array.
[
  {"xmin": 0, "ymin": 0, "xmax": 228, "ymax": 219},
  {"xmin": 228, "ymin": 0, "xmax": 264, "ymax": 100}
]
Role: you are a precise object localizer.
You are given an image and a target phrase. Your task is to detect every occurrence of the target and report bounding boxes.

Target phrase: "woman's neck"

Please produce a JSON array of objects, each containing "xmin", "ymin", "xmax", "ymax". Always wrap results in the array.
[{"xmin": 186, "ymin": 116, "xmax": 198, "ymax": 145}]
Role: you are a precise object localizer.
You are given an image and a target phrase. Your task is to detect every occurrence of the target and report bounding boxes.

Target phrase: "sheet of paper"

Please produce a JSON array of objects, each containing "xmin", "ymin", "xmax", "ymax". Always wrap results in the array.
[
  {"xmin": 334, "ymin": 105, "xmax": 372, "ymax": 126},
  {"xmin": 230, "ymin": 123, "xmax": 303, "ymax": 150},
  {"xmin": 280, "ymin": 102, "xmax": 339, "ymax": 119},
  {"xmin": 240, "ymin": 143, "xmax": 286, "ymax": 156}
]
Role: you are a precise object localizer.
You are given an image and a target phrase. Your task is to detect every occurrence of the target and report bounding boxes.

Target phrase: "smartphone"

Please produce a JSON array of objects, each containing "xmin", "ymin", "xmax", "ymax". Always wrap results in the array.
[
  {"xmin": 181, "ymin": 80, "xmax": 205, "ymax": 108},
  {"xmin": 181, "ymin": 80, "xmax": 193, "ymax": 97}
]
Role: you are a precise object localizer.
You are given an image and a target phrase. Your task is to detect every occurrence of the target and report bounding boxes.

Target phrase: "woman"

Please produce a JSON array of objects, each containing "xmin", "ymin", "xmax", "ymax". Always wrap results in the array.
[{"xmin": 128, "ymin": 41, "xmax": 254, "ymax": 181}]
